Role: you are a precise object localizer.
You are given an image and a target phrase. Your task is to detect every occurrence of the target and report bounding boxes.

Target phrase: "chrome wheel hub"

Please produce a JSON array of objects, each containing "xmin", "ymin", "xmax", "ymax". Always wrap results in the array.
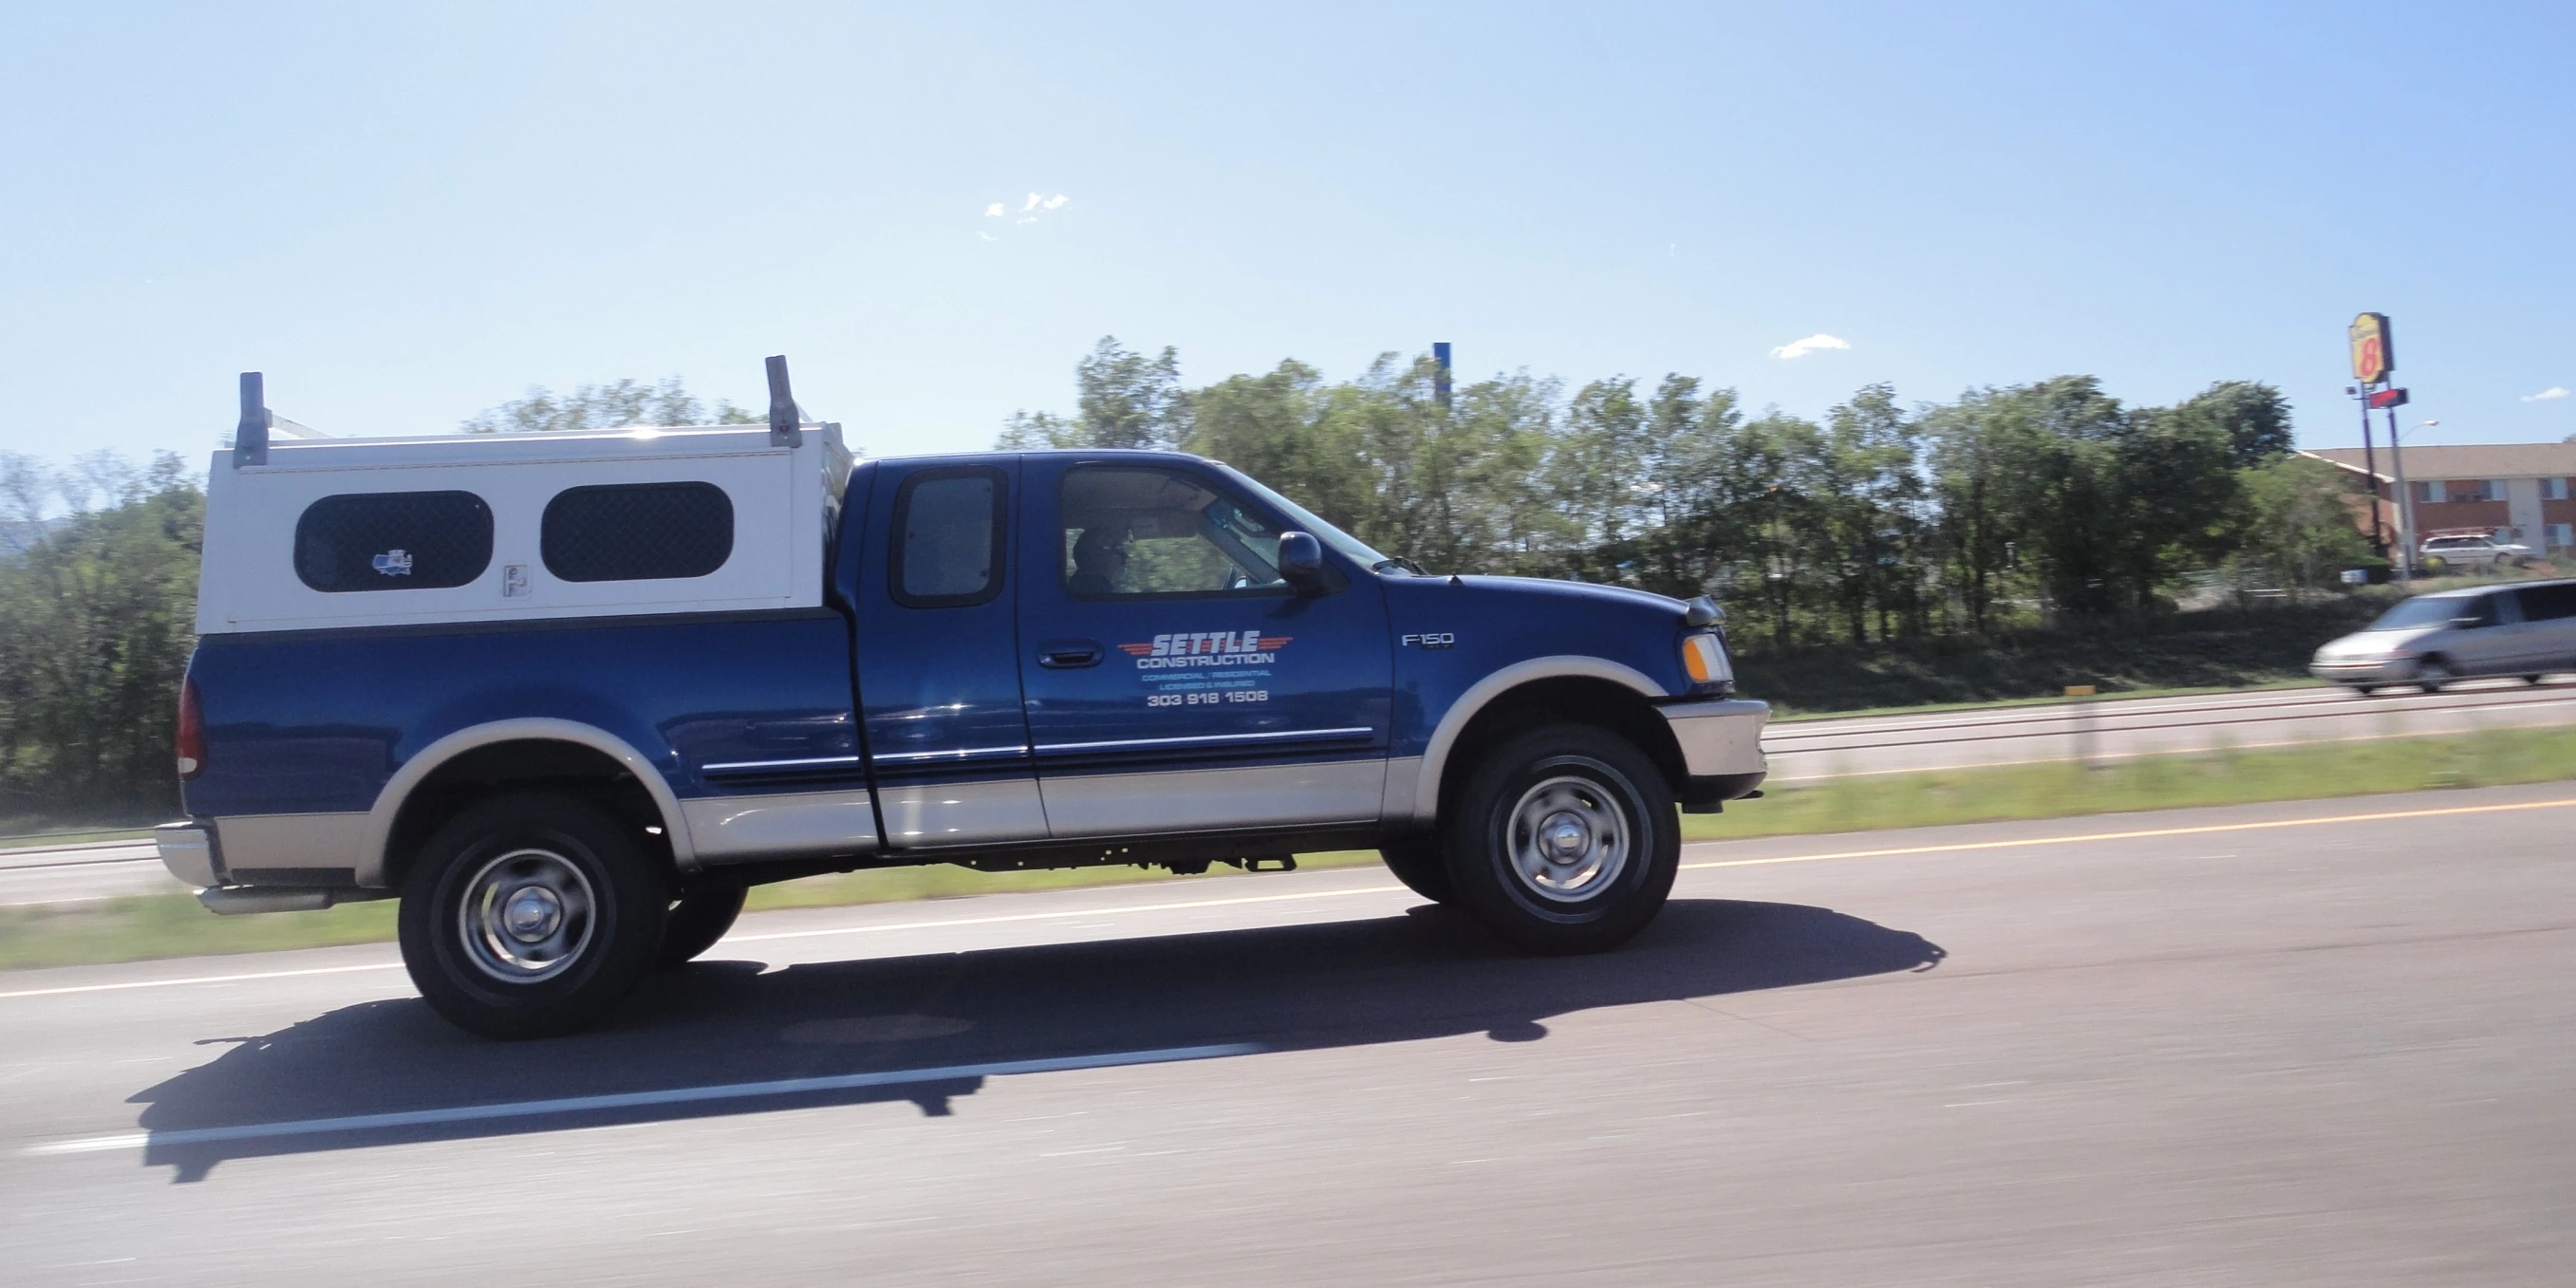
[
  {"xmin": 458, "ymin": 848, "xmax": 595, "ymax": 983},
  {"xmin": 1504, "ymin": 775, "xmax": 1631, "ymax": 903}
]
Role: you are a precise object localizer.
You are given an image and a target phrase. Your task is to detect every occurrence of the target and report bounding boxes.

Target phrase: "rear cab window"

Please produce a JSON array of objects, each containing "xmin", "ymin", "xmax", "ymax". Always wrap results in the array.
[{"xmin": 890, "ymin": 467, "xmax": 1007, "ymax": 607}]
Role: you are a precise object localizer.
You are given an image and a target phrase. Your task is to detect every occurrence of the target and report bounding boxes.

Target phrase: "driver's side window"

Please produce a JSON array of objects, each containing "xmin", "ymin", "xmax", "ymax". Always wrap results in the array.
[{"xmin": 1059, "ymin": 467, "xmax": 1286, "ymax": 598}]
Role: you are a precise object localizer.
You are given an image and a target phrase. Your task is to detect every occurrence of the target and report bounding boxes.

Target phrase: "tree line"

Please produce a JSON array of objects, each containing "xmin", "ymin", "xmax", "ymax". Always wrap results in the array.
[
  {"xmin": 1002, "ymin": 338, "xmax": 2367, "ymax": 650},
  {"xmin": 0, "ymin": 351, "xmax": 2364, "ymax": 821},
  {"xmin": 0, "ymin": 453, "xmax": 203, "ymax": 821}
]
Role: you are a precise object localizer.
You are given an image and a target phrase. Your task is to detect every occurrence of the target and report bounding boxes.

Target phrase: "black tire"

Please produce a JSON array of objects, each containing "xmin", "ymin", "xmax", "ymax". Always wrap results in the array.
[
  {"xmin": 1441, "ymin": 723, "xmax": 1679, "ymax": 955},
  {"xmin": 2414, "ymin": 657, "xmax": 2456, "ymax": 693},
  {"xmin": 398, "ymin": 793, "xmax": 669, "ymax": 1040},
  {"xmin": 2350, "ymin": 684, "xmax": 2378, "ymax": 696},
  {"xmin": 1378, "ymin": 833, "xmax": 1456, "ymax": 905},
  {"xmin": 656, "ymin": 884, "xmax": 747, "ymax": 967}
]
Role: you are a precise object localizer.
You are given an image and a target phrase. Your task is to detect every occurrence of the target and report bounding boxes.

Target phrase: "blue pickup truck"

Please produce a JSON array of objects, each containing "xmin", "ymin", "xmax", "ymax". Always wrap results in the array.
[{"xmin": 162, "ymin": 364, "xmax": 1768, "ymax": 1037}]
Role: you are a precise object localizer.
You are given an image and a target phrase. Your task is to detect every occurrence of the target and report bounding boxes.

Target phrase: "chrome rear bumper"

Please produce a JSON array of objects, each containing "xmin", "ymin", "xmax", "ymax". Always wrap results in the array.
[{"xmin": 155, "ymin": 822, "xmax": 219, "ymax": 887}]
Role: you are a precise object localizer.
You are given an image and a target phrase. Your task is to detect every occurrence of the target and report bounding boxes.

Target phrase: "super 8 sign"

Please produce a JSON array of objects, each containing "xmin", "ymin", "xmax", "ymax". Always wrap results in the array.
[{"xmin": 2349, "ymin": 312, "xmax": 2394, "ymax": 383}]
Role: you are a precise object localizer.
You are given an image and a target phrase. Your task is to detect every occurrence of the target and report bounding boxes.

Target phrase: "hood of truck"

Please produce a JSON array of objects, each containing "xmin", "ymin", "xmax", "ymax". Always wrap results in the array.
[{"xmin": 1439, "ymin": 574, "xmax": 1688, "ymax": 618}]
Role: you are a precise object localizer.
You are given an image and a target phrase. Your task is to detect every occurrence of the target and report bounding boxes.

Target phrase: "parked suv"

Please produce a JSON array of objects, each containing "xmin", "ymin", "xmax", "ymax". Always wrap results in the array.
[
  {"xmin": 2309, "ymin": 578, "xmax": 2576, "ymax": 693},
  {"xmin": 159, "ymin": 364, "xmax": 1770, "ymax": 1037},
  {"xmin": 2417, "ymin": 533, "xmax": 2533, "ymax": 570}
]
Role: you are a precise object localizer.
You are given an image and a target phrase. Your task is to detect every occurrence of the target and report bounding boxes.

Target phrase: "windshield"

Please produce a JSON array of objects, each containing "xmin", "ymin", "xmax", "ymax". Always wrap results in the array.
[
  {"xmin": 2367, "ymin": 595, "xmax": 2473, "ymax": 630},
  {"xmin": 1210, "ymin": 463, "xmax": 1392, "ymax": 569}
]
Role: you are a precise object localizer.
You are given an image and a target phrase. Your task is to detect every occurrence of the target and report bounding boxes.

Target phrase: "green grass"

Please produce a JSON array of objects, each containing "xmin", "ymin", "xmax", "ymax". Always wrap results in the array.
[
  {"xmin": 0, "ymin": 894, "xmax": 404, "ymax": 972},
  {"xmin": 8, "ymin": 726, "xmax": 2576, "ymax": 974}
]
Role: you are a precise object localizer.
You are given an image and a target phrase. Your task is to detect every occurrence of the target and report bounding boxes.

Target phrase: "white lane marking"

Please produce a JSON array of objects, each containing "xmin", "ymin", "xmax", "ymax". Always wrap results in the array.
[
  {"xmin": 12, "ymin": 793, "xmax": 2573, "ymax": 1003},
  {"xmin": 0, "ymin": 961, "xmax": 404, "ymax": 1000},
  {"xmin": 22, "ymin": 1043, "xmax": 1262, "ymax": 1155}
]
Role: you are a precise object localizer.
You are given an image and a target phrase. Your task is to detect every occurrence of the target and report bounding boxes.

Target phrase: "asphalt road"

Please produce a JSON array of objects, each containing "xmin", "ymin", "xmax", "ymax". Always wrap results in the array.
[
  {"xmin": 7, "ymin": 782, "xmax": 2574, "ymax": 1285},
  {"xmin": 1763, "ymin": 676, "xmax": 2576, "ymax": 781}
]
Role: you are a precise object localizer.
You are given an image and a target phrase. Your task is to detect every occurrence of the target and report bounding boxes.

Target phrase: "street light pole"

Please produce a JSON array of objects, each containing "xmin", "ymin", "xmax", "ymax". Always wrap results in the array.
[{"xmin": 2391, "ymin": 419, "xmax": 2437, "ymax": 584}]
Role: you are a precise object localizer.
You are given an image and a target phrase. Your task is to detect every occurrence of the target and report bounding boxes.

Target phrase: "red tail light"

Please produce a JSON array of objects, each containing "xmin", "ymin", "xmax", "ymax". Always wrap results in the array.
[{"xmin": 177, "ymin": 679, "xmax": 205, "ymax": 780}]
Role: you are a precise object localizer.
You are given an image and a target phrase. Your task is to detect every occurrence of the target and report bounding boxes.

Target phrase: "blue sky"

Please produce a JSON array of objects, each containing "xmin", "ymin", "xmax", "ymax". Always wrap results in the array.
[{"xmin": 3, "ymin": 2, "xmax": 2570, "ymax": 477}]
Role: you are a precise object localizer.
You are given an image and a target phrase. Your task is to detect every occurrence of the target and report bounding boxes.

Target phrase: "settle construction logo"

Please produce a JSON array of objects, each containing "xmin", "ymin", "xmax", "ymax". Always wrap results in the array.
[{"xmin": 1118, "ymin": 630, "xmax": 1293, "ymax": 670}]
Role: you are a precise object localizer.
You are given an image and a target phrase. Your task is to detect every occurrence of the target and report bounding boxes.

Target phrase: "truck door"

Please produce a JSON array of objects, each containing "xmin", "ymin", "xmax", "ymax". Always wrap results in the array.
[
  {"xmin": 852, "ymin": 458, "xmax": 1048, "ymax": 847},
  {"xmin": 1014, "ymin": 457, "xmax": 1391, "ymax": 840}
]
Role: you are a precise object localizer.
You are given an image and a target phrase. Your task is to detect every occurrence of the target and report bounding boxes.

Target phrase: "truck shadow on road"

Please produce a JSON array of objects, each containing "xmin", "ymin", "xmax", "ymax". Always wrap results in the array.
[{"xmin": 124, "ymin": 897, "xmax": 1943, "ymax": 1181}]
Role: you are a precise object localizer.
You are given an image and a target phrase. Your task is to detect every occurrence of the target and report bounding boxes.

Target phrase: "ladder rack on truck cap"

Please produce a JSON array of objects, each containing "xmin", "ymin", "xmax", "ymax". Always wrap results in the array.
[{"xmin": 199, "ymin": 357, "xmax": 853, "ymax": 636}]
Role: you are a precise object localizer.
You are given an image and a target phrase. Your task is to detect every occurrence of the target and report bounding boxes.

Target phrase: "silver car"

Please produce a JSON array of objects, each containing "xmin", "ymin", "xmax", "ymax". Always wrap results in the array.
[
  {"xmin": 2311, "ymin": 579, "xmax": 2576, "ymax": 693},
  {"xmin": 2417, "ymin": 533, "xmax": 2533, "ymax": 570}
]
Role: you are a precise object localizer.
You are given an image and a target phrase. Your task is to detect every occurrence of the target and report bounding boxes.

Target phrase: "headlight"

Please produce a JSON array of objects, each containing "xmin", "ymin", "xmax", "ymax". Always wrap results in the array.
[{"xmin": 1682, "ymin": 632, "xmax": 1730, "ymax": 685}]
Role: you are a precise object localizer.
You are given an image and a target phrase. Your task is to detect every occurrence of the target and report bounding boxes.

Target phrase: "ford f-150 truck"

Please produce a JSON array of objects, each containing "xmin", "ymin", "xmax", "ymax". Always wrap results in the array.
[{"xmin": 161, "ymin": 361, "xmax": 1768, "ymax": 1037}]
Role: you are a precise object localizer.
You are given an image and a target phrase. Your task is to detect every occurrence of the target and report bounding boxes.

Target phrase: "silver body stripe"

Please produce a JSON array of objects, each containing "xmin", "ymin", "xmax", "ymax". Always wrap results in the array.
[
  {"xmin": 1035, "ymin": 727, "xmax": 1373, "ymax": 756},
  {"xmin": 870, "ymin": 745, "xmax": 1032, "ymax": 765},
  {"xmin": 699, "ymin": 755, "xmax": 865, "ymax": 774}
]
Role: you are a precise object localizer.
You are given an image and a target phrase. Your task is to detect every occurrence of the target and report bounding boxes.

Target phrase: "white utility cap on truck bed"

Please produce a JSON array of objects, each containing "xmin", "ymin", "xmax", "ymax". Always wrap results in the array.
[{"xmin": 197, "ymin": 365, "xmax": 852, "ymax": 635}]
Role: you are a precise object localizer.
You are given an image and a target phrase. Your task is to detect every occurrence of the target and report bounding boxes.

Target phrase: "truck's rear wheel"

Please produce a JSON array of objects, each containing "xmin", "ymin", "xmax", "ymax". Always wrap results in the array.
[
  {"xmin": 1443, "ymin": 723, "xmax": 1678, "ymax": 955},
  {"xmin": 1378, "ymin": 833, "xmax": 1456, "ymax": 904},
  {"xmin": 656, "ymin": 884, "xmax": 747, "ymax": 967},
  {"xmin": 398, "ymin": 793, "xmax": 668, "ymax": 1039}
]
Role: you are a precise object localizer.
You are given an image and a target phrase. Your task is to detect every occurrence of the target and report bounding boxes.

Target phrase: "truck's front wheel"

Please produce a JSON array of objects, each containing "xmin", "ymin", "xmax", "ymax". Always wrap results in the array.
[
  {"xmin": 1443, "ymin": 724, "xmax": 1678, "ymax": 954},
  {"xmin": 399, "ymin": 793, "xmax": 668, "ymax": 1039}
]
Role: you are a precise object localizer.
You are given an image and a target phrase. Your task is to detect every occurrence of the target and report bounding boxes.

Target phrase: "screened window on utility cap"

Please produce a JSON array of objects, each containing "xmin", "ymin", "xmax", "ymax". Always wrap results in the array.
[
  {"xmin": 541, "ymin": 482, "xmax": 735, "ymax": 583},
  {"xmin": 295, "ymin": 490, "xmax": 494, "ymax": 592}
]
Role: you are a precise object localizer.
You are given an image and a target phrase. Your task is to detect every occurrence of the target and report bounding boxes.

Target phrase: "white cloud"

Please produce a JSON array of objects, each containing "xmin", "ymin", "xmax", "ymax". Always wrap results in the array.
[
  {"xmin": 978, "ymin": 194, "xmax": 1071, "ymax": 237},
  {"xmin": 1769, "ymin": 333, "xmax": 1850, "ymax": 360},
  {"xmin": 2524, "ymin": 386, "xmax": 2569, "ymax": 402}
]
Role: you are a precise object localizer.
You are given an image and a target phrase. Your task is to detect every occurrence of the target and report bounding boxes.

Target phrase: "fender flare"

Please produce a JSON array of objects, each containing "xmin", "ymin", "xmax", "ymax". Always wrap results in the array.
[
  {"xmin": 1407, "ymin": 655, "xmax": 1669, "ymax": 823},
  {"xmin": 356, "ymin": 718, "xmax": 698, "ymax": 886}
]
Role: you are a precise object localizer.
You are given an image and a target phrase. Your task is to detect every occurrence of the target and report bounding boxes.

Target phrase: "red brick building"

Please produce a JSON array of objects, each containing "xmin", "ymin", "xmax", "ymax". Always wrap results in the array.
[{"xmin": 2301, "ymin": 443, "xmax": 2576, "ymax": 557}]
